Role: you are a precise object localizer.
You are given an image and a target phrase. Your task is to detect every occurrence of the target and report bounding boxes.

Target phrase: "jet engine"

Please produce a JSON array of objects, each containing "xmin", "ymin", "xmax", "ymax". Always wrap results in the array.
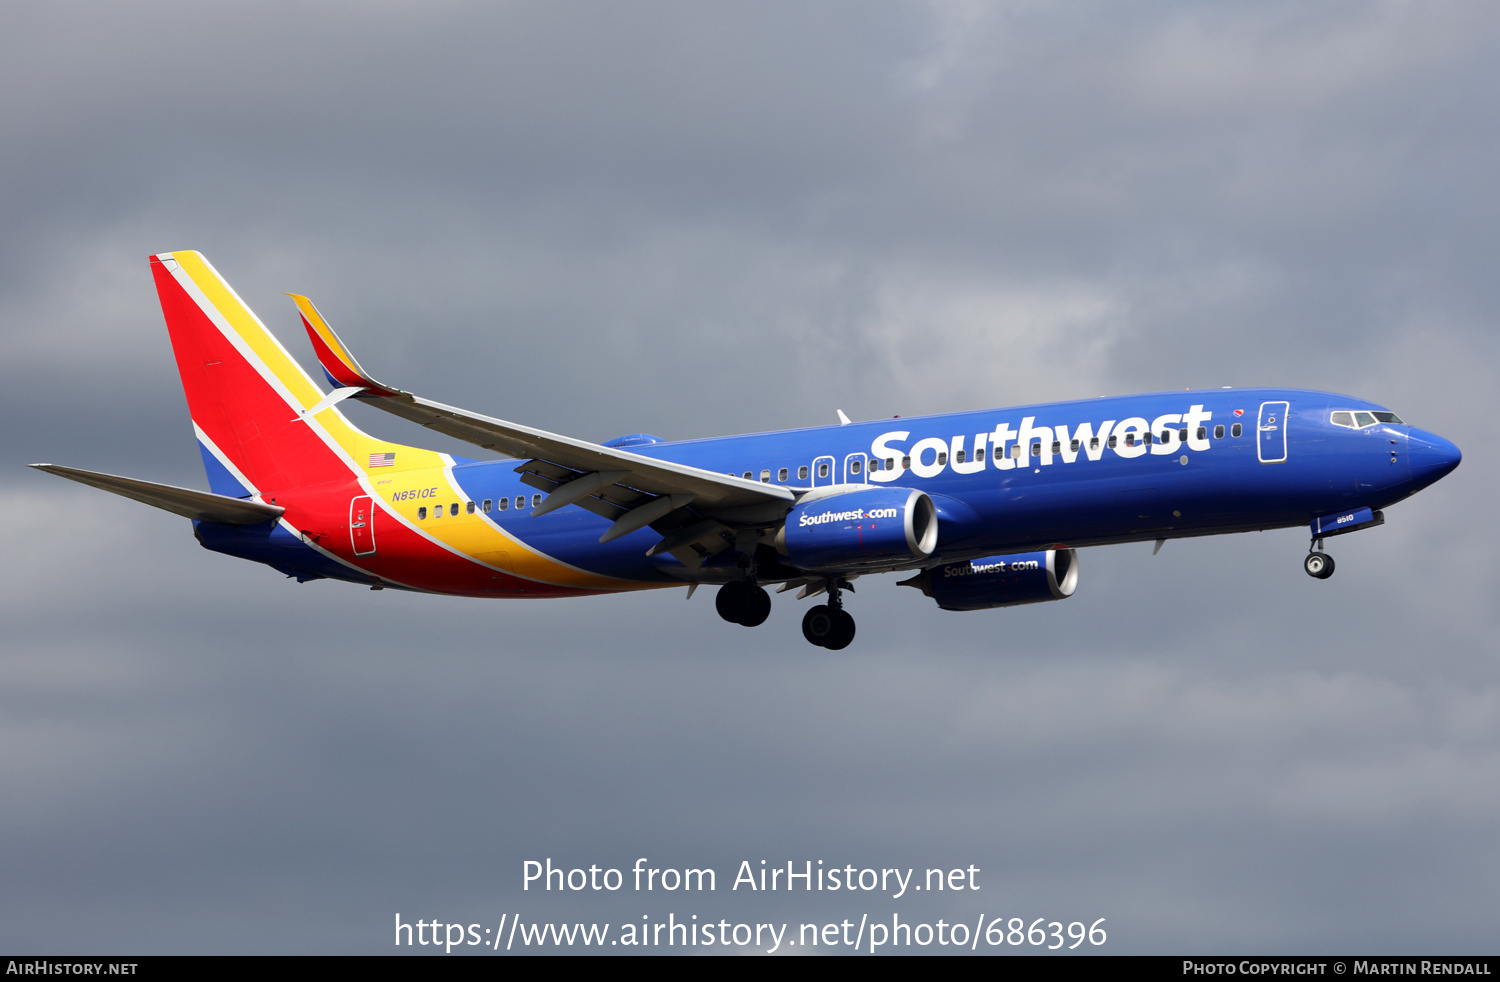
[
  {"xmin": 899, "ymin": 549, "xmax": 1078, "ymax": 611},
  {"xmin": 776, "ymin": 487, "xmax": 937, "ymax": 568}
]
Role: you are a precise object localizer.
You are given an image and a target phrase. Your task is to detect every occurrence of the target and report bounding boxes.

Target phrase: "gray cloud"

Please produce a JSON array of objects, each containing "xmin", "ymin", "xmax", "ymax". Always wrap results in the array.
[{"xmin": 2, "ymin": 0, "xmax": 1496, "ymax": 954}]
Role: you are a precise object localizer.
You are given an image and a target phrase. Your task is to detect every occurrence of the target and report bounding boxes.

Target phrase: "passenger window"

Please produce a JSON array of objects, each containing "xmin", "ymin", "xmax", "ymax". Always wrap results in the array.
[
  {"xmin": 532, "ymin": 494, "xmax": 542, "ymax": 507},
  {"xmin": 955, "ymin": 450, "xmax": 966, "ymax": 464},
  {"xmin": 1010, "ymin": 445, "xmax": 1021, "ymax": 459},
  {"xmin": 466, "ymin": 501, "xmax": 475, "ymax": 514},
  {"xmin": 818, "ymin": 463, "xmax": 830, "ymax": 478},
  {"xmin": 1070, "ymin": 439, "xmax": 1080, "ymax": 452},
  {"xmin": 1108, "ymin": 435, "xmax": 1117, "ymax": 448},
  {"xmin": 450, "ymin": 503, "xmax": 459, "ymax": 516},
  {"xmin": 1179, "ymin": 429, "xmax": 1188, "ymax": 442},
  {"xmin": 902, "ymin": 456, "xmax": 912, "ymax": 469},
  {"xmin": 482, "ymin": 499, "xmax": 492, "ymax": 512},
  {"xmin": 1125, "ymin": 434, "xmax": 1135, "ymax": 447},
  {"xmin": 1050, "ymin": 441, "xmax": 1060, "ymax": 455},
  {"xmin": 778, "ymin": 467, "xmax": 788, "ymax": 481},
  {"xmin": 851, "ymin": 460, "xmax": 863, "ymax": 474},
  {"xmin": 937, "ymin": 452, "xmax": 948, "ymax": 465},
  {"xmin": 498, "ymin": 497, "xmax": 508, "ymax": 511},
  {"xmin": 1144, "ymin": 432, "xmax": 1153, "ymax": 445},
  {"xmin": 886, "ymin": 458, "xmax": 895, "ymax": 470},
  {"xmin": 798, "ymin": 466, "xmax": 809, "ymax": 480},
  {"xmin": 1031, "ymin": 443, "xmax": 1041, "ymax": 457},
  {"xmin": 976, "ymin": 448, "xmax": 985, "ymax": 462},
  {"xmin": 869, "ymin": 459, "xmax": 880, "ymax": 472},
  {"xmin": 1196, "ymin": 427, "xmax": 1206, "ymax": 440},
  {"xmin": 743, "ymin": 471, "xmax": 752, "ymax": 480},
  {"xmin": 1089, "ymin": 438, "xmax": 1099, "ymax": 451},
  {"xmin": 760, "ymin": 469, "xmax": 770, "ymax": 483},
  {"xmin": 1231, "ymin": 423, "xmax": 1242, "ymax": 438},
  {"xmin": 418, "ymin": 506, "xmax": 427, "ymax": 520},
  {"xmin": 516, "ymin": 496, "xmax": 525, "ymax": 509},
  {"xmin": 1214, "ymin": 425, "xmax": 1224, "ymax": 439}
]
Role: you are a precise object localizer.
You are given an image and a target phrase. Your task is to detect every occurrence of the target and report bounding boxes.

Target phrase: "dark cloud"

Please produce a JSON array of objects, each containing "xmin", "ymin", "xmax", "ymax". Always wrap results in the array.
[{"xmin": 2, "ymin": 0, "xmax": 1497, "ymax": 954}]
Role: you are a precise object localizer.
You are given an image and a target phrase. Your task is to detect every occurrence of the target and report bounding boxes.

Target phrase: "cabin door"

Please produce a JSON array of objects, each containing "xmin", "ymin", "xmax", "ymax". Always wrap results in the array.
[
  {"xmin": 350, "ymin": 495, "xmax": 376, "ymax": 556},
  {"xmin": 1257, "ymin": 401, "xmax": 1289, "ymax": 464}
]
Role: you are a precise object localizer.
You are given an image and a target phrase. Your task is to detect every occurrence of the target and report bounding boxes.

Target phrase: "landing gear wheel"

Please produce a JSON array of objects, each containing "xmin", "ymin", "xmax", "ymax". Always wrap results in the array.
[
  {"xmin": 739, "ymin": 586, "xmax": 771, "ymax": 627},
  {"xmin": 716, "ymin": 581, "xmax": 750, "ymax": 623},
  {"xmin": 1304, "ymin": 552, "xmax": 1335, "ymax": 579},
  {"xmin": 823, "ymin": 609, "xmax": 856, "ymax": 650},
  {"xmin": 717, "ymin": 581, "xmax": 772, "ymax": 626},
  {"xmin": 801, "ymin": 605, "xmax": 856, "ymax": 648},
  {"xmin": 802, "ymin": 605, "xmax": 837, "ymax": 646}
]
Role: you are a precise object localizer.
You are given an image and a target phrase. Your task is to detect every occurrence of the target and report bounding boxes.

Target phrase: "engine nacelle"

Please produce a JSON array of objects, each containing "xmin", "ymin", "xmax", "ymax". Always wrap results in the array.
[
  {"xmin": 777, "ymin": 487, "xmax": 938, "ymax": 568},
  {"xmin": 899, "ymin": 549, "xmax": 1079, "ymax": 611}
]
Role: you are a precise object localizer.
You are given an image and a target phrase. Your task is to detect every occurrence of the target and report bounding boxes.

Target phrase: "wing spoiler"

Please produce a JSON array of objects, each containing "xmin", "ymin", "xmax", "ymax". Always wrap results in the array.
[{"xmin": 30, "ymin": 464, "xmax": 285, "ymax": 525}]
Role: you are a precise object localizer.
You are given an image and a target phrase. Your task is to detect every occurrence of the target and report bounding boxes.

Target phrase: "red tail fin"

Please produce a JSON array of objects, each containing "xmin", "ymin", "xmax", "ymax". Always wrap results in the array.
[{"xmin": 151, "ymin": 251, "xmax": 429, "ymax": 496}]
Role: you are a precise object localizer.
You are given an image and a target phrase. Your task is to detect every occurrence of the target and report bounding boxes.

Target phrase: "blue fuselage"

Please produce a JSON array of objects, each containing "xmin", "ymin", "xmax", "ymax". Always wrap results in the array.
[{"xmin": 429, "ymin": 387, "xmax": 1460, "ymax": 584}]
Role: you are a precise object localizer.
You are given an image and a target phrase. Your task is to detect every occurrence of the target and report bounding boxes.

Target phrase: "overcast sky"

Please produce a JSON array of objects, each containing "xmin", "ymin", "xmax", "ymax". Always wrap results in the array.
[{"xmin": 2, "ymin": 0, "xmax": 1497, "ymax": 955}]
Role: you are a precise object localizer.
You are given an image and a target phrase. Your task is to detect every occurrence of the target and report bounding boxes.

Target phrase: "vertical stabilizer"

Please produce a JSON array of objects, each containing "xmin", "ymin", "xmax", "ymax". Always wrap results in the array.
[{"xmin": 150, "ymin": 252, "xmax": 437, "ymax": 497}]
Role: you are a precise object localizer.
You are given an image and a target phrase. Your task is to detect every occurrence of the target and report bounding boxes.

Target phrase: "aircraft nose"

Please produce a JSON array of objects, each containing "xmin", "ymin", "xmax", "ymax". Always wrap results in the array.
[{"xmin": 1406, "ymin": 428, "xmax": 1462, "ymax": 490}]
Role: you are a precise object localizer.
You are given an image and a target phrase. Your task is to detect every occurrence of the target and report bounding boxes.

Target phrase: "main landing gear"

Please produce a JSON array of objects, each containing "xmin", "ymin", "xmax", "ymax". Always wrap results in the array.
[
  {"xmin": 801, "ymin": 580, "xmax": 856, "ymax": 650},
  {"xmin": 1304, "ymin": 539, "xmax": 1336, "ymax": 579},
  {"xmin": 715, "ymin": 572, "xmax": 858, "ymax": 649},
  {"xmin": 716, "ymin": 580, "xmax": 771, "ymax": 627}
]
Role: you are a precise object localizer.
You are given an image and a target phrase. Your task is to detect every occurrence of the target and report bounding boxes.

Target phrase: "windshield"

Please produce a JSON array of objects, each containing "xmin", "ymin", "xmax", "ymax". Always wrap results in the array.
[{"xmin": 1332, "ymin": 410, "xmax": 1404, "ymax": 429}]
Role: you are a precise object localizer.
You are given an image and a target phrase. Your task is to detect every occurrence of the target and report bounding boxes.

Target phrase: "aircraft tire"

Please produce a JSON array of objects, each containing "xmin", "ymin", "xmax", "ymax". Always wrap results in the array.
[
  {"xmin": 802, "ymin": 605, "xmax": 836, "ymax": 646},
  {"xmin": 716, "ymin": 581, "xmax": 751, "ymax": 623},
  {"xmin": 1304, "ymin": 552, "xmax": 1335, "ymax": 579},
  {"xmin": 823, "ymin": 609, "xmax": 856, "ymax": 650},
  {"xmin": 739, "ymin": 585, "xmax": 772, "ymax": 627}
]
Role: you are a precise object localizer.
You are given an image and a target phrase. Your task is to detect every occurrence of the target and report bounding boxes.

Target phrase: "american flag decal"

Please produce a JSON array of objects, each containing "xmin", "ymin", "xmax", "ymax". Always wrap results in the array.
[{"xmin": 368, "ymin": 452, "xmax": 396, "ymax": 468}]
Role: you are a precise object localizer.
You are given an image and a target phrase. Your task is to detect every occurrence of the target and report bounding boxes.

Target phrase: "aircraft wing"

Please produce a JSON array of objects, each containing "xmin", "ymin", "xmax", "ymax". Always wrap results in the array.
[
  {"xmin": 289, "ymin": 295, "xmax": 794, "ymax": 538},
  {"xmin": 30, "ymin": 464, "xmax": 285, "ymax": 525}
]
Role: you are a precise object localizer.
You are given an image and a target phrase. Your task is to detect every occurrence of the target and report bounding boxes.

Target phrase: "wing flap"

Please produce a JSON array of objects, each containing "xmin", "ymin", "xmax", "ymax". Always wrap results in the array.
[{"xmin": 30, "ymin": 464, "xmax": 285, "ymax": 525}]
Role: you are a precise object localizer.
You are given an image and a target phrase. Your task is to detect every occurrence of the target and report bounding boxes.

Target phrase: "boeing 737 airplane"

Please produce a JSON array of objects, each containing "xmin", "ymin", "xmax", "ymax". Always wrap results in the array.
[{"xmin": 33, "ymin": 252, "xmax": 1462, "ymax": 649}]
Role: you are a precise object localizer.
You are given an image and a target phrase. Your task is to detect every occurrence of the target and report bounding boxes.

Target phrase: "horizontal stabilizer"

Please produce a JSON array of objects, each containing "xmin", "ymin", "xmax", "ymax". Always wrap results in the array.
[{"xmin": 29, "ymin": 464, "xmax": 285, "ymax": 525}]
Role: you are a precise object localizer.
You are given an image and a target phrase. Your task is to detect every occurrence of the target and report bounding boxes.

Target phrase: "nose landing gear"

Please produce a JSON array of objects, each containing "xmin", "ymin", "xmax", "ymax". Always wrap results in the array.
[
  {"xmin": 801, "ymin": 579, "xmax": 856, "ymax": 649},
  {"xmin": 1304, "ymin": 539, "xmax": 1335, "ymax": 579}
]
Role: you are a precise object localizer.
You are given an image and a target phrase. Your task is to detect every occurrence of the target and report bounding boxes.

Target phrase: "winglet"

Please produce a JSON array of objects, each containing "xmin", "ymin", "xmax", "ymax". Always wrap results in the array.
[{"xmin": 287, "ymin": 294, "xmax": 402, "ymax": 396}]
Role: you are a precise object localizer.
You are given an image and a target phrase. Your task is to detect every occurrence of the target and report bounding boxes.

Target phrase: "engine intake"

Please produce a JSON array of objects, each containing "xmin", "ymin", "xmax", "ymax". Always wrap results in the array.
[
  {"xmin": 900, "ymin": 549, "xmax": 1078, "ymax": 611},
  {"xmin": 777, "ymin": 487, "xmax": 937, "ymax": 569}
]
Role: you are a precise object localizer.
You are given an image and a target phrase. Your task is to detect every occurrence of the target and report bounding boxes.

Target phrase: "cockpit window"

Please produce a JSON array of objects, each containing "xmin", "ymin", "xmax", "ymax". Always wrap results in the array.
[{"xmin": 1332, "ymin": 410, "xmax": 1404, "ymax": 429}]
